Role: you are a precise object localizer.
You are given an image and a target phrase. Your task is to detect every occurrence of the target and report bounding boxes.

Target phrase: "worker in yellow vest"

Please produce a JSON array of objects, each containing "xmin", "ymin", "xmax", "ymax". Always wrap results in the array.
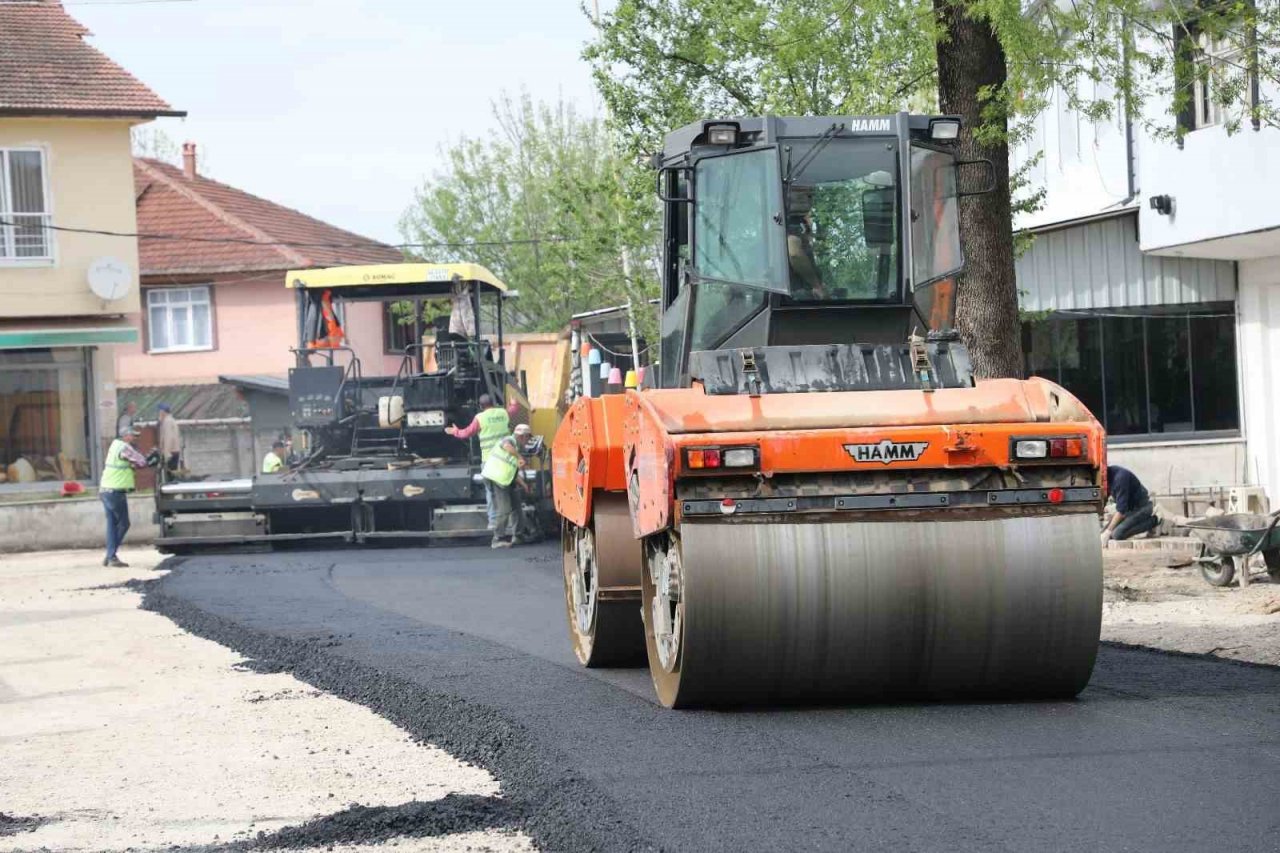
[
  {"xmin": 99, "ymin": 425, "xmax": 152, "ymax": 568},
  {"xmin": 481, "ymin": 430, "xmax": 526, "ymax": 548},
  {"xmin": 262, "ymin": 439, "xmax": 288, "ymax": 474},
  {"xmin": 444, "ymin": 393, "xmax": 513, "ymax": 529}
]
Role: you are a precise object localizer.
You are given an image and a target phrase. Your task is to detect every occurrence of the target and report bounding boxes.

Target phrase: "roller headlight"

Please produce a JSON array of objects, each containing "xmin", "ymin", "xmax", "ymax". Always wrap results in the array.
[{"xmin": 1014, "ymin": 439, "xmax": 1048, "ymax": 459}]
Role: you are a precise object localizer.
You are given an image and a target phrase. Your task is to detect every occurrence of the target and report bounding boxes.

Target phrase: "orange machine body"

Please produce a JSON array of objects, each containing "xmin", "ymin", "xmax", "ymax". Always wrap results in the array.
[{"xmin": 552, "ymin": 377, "xmax": 1107, "ymax": 538}]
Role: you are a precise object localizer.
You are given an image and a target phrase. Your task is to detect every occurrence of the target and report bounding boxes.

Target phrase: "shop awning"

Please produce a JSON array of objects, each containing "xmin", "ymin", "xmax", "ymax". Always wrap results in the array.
[{"xmin": 0, "ymin": 326, "xmax": 139, "ymax": 349}]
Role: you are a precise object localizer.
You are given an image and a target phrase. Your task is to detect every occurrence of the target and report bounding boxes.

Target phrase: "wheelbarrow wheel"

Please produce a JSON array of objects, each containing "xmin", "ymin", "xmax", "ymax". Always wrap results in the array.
[
  {"xmin": 1264, "ymin": 548, "xmax": 1280, "ymax": 582},
  {"xmin": 1199, "ymin": 554, "xmax": 1236, "ymax": 587}
]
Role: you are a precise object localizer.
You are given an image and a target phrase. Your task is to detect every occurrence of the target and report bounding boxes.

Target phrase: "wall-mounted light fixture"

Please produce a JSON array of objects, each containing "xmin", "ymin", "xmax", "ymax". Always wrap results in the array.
[{"xmin": 1149, "ymin": 194, "xmax": 1175, "ymax": 216}]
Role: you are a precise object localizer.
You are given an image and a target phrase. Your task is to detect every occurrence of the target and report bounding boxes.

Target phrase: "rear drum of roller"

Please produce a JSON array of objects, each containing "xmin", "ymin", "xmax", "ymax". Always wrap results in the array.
[{"xmin": 643, "ymin": 512, "xmax": 1103, "ymax": 708}]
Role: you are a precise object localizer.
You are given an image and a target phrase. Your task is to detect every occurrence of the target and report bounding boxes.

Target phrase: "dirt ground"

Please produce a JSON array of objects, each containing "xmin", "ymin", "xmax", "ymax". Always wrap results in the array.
[
  {"xmin": 0, "ymin": 547, "xmax": 534, "ymax": 853},
  {"xmin": 1103, "ymin": 548, "xmax": 1280, "ymax": 666}
]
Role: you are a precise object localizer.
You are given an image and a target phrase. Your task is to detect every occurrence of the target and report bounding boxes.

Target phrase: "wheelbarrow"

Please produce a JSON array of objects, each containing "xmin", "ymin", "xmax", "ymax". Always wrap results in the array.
[{"xmin": 1181, "ymin": 510, "xmax": 1280, "ymax": 587}]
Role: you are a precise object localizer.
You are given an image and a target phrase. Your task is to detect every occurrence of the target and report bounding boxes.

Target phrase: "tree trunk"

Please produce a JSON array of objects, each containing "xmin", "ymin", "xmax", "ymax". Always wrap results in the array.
[{"xmin": 933, "ymin": 0, "xmax": 1023, "ymax": 378}]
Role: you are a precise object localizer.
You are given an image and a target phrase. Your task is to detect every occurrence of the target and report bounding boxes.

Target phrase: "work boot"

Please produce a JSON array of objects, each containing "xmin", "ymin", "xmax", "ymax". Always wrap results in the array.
[
  {"xmin": 106, "ymin": 557, "xmax": 130, "ymax": 568},
  {"xmin": 490, "ymin": 539, "xmax": 512, "ymax": 549}
]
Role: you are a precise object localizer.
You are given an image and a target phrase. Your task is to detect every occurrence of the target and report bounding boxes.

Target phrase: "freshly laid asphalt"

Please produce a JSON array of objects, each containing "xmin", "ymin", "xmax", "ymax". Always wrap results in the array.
[{"xmin": 148, "ymin": 543, "xmax": 1280, "ymax": 852}]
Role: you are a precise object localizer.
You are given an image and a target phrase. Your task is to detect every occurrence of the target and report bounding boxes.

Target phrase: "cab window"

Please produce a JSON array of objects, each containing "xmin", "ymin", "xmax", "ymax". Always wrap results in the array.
[
  {"xmin": 782, "ymin": 139, "xmax": 900, "ymax": 302},
  {"xmin": 693, "ymin": 147, "xmax": 787, "ymax": 292},
  {"xmin": 909, "ymin": 146, "xmax": 962, "ymax": 286}
]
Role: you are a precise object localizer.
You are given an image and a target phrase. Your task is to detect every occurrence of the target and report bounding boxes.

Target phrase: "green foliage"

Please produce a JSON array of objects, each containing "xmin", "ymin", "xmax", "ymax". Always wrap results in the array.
[
  {"xmin": 399, "ymin": 93, "xmax": 656, "ymax": 335},
  {"xmin": 589, "ymin": 0, "xmax": 1280, "ymax": 178},
  {"xmin": 587, "ymin": 0, "xmax": 937, "ymax": 160},
  {"xmin": 387, "ymin": 298, "xmax": 451, "ymax": 329}
]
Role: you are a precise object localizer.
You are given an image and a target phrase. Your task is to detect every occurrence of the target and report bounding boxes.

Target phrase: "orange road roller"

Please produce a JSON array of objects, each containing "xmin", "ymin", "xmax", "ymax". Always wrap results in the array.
[{"xmin": 553, "ymin": 114, "xmax": 1106, "ymax": 708}]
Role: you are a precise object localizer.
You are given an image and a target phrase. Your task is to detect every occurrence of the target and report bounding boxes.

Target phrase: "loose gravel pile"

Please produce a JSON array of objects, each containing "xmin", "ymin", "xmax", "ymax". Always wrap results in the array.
[{"xmin": 0, "ymin": 549, "xmax": 534, "ymax": 853}]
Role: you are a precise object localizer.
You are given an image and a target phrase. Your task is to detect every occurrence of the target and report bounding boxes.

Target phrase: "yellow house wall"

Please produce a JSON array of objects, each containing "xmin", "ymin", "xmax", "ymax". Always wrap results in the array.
[{"xmin": 0, "ymin": 118, "xmax": 142, "ymax": 318}]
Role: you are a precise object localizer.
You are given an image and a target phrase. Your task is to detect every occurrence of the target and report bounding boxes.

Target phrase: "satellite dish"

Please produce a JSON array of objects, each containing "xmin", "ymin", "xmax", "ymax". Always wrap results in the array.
[{"xmin": 88, "ymin": 257, "xmax": 132, "ymax": 301}]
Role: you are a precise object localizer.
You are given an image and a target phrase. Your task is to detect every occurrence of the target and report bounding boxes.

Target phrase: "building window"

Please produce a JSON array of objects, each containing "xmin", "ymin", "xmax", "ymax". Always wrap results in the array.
[
  {"xmin": 1175, "ymin": 12, "xmax": 1259, "ymax": 133},
  {"xmin": 147, "ymin": 286, "xmax": 213, "ymax": 353},
  {"xmin": 384, "ymin": 300, "xmax": 418, "ymax": 354},
  {"xmin": 0, "ymin": 348, "xmax": 93, "ymax": 484},
  {"xmin": 1192, "ymin": 31, "xmax": 1254, "ymax": 129},
  {"xmin": 0, "ymin": 149, "xmax": 52, "ymax": 262},
  {"xmin": 1022, "ymin": 305, "xmax": 1239, "ymax": 438}
]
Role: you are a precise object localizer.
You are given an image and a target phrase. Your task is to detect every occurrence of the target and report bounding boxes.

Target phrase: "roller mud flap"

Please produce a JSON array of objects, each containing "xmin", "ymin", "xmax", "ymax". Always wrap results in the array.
[{"xmin": 653, "ymin": 512, "xmax": 1102, "ymax": 708}]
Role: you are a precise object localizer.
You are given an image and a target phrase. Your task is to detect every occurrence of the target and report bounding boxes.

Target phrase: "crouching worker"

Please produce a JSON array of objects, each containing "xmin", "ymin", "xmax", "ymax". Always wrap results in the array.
[
  {"xmin": 481, "ymin": 430, "xmax": 525, "ymax": 549},
  {"xmin": 1101, "ymin": 464, "xmax": 1160, "ymax": 544},
  {"xmin": 508, "ymin": 423, "xmax": 542, "ymax": 544},
  {"xmin": 100, "ymin": 425, "xmax": 154, "ymax": 568}
]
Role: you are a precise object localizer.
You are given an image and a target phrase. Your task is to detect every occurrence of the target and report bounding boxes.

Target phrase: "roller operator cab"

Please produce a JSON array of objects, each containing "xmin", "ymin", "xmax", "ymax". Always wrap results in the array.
[
  {"xmin": 552, "ymin": 114, "xmax": 1109, "ymax": 708},
  {"xmin": 155, "ymin": 262, "xmax": 556, "ymax": 550}
]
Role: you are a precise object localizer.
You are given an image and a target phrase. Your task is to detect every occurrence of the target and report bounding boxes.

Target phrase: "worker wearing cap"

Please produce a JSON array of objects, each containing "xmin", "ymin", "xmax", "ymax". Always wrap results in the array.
[
  {"xmin": 99, "ymin": 425, "xmax": 152, "ymax": 568},
  {"xmin": 446, "ymin": 393, "xmax": 516, "ymax": 529},
  {"xmin": 156, "ymin": 403, "xmax": 182, "ymax": 473},
  {"xmin": 481, "ymin": 429, "xmax": 526, "ymax": 548},
  {"xmin": 262, "ymin": 439, "xmax": 288, "ymax": 474},
  {"xmin": 507, "ymin": 424, "xmax": 541, "ymax": 543},
  {"xmin": 1101, "ymin": 465, "xmax": 1159, "ymax": 544}
]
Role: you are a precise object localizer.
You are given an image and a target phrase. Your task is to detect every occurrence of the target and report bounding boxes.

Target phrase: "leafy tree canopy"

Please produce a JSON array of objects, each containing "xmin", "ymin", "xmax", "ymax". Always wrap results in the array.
[{"xmin": 399, "ymin": 92, "xmax": 656, "ymax": 334}]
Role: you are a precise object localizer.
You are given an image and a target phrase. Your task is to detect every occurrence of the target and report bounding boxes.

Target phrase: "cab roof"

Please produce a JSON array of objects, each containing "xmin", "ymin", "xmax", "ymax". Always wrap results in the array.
[{"xmin": 286, "ymin": 262, "xmax": 508, "ymax": 296}]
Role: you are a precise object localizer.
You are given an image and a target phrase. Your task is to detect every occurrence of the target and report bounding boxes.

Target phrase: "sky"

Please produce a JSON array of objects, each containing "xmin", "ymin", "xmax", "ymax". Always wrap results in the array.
[{"xmin": 71, "ymin": 0, "xmax": 608, "ymax": 246}]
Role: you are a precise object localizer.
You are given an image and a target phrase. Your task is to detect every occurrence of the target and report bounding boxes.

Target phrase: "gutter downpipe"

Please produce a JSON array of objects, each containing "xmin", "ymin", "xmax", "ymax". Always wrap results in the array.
[{"xmin": 1121, "ymin": 23, "xmax": 1138, "ymax": 207}]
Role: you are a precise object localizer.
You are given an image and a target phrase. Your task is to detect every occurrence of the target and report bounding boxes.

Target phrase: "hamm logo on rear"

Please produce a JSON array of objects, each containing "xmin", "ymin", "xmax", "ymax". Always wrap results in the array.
[{"xmin": 844, "ymin": 440, "xmax": 929, "ymax": 464}]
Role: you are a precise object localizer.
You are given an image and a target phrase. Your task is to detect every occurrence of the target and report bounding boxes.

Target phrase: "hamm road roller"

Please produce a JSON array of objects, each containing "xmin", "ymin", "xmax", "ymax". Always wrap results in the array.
[{"xmin": 551, "ymin": 114, "xmax": 1108, "ymax": 708}]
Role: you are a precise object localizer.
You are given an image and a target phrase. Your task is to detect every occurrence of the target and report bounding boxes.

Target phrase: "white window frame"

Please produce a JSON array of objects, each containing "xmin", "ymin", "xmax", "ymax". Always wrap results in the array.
[
  {"xmin": 146, "ymin": 286, "xmax": 215, "ymax": 353},
  {"xmin": 1192, "ymin": 31, "xmax": 1255, "ymax": 130},
  {"xmin": 0, "ymin": 147, "xmax": 54, "ymax": 266}
]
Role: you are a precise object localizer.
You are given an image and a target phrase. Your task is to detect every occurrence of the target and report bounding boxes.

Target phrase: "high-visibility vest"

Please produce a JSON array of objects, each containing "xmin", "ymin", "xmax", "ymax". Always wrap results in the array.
[
  {"xmin": 481, "ymin": 438, "xmax": 519, "ymax": 487},
  {"xmin": 262, "ymin": 452, "xmax": 283, "ymax": 474},
  {"xmin": 100, "ymin": 439, "xmax": 135, "ymax": 491},
  {"xmin": 476, "ymin": 406, "xmax": 510, "ymax": 462}
]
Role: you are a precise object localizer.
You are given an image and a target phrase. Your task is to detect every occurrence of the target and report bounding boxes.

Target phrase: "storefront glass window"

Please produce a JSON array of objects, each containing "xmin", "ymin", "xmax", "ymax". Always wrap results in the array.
[
  {"xmin": 0, "ymin": 348, "xmax": 92, "ymax": 484},
  {"xmin": 1021, "ymin": 305, "xmax": 1239, "ymax": 439}
]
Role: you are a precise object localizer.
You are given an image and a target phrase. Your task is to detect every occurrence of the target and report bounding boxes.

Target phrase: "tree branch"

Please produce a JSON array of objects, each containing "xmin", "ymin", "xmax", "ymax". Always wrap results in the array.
[{"xmin": 661, "ymin": 51, "xmax": 758, "ymax": 111}]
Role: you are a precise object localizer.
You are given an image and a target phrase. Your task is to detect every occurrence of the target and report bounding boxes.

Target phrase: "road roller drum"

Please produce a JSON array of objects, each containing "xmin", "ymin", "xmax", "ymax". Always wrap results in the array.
[{"xmin": 643, "ymin": 513, "xmax": 1102, "ymax": 708}]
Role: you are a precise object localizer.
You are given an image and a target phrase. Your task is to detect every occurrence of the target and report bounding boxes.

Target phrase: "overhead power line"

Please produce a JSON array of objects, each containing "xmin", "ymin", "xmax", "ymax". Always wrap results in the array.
[
  {"xmin": 65, "ymin": 0, "xmax": 196, "ymax": 6},
  {"xmin": 0, "ymin": 218, "xmax": 575, "ymax": 251}
]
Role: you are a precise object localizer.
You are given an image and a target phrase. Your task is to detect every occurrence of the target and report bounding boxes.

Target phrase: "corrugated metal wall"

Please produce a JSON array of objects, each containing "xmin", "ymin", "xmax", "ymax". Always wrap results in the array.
[
  {"xmin": 1015, "ymin": 213, "xmax": 1236, "ymax": 312},
  {"xmin": 1237, "ymin": 260, "xmax": 1280, "ymax": 503}
]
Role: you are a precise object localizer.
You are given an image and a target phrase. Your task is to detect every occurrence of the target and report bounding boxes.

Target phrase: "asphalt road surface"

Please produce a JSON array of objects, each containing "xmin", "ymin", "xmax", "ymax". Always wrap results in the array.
[{"xmin": 149, "ymin": 544, "xmax": 1280, "ymax": 852}]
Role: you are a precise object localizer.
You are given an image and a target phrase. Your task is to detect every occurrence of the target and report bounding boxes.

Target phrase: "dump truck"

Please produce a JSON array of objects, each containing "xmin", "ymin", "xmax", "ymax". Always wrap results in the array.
[
  {"xmin": 155, "ymin": 262, "xmax": 555, "ymax": 550},
  {"xmin": 552, "ymin": 114, "xmax": 1107, "ymax": 708}
]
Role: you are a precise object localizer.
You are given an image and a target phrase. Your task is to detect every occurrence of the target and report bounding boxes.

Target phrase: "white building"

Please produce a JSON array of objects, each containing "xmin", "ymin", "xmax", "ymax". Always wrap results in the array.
[{"xmin": 1012, "ymin": 42, "xmax": 1280, "ymax": 509}]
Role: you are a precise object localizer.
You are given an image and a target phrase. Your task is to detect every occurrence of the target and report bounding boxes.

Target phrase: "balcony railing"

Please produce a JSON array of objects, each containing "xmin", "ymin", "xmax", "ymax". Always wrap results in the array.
[{"xmin": 0, "ymin": 214, "xmax": 52, "ymax": 261}]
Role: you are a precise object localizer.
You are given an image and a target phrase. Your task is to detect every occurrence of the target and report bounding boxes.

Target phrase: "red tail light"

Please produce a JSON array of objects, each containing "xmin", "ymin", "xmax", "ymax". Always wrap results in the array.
[
  {"xmin": 1049, "ymin": 438, "xmax": 1084, "ymax": 458},
  {"xmin": 685, "ymin": 446, "xmax": 758, "ymax": 470}
]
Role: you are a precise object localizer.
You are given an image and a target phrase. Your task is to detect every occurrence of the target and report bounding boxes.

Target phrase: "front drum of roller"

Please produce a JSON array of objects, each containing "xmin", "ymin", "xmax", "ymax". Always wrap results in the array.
[
  {"xmin": 563, "ymin": 494, "xmax": 647, "ymax": 668},
  {"xmin": 644, "ymin": 512, "xmax": 1103, "ymax": 708}
]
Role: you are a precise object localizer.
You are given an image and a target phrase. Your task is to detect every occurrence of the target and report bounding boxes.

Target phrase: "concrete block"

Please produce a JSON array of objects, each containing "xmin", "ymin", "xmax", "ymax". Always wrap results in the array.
[
  {"xmin": 1104, "ymin": 536, "xmax": 1198, "ymax": 553},
  {"xmin": 0, "ymin": 493, "xmax": 158, "ymax": 553}
]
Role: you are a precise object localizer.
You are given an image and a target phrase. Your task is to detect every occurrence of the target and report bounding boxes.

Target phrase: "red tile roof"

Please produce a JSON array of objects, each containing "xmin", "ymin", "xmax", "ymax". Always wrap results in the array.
[
  {"xmin": 0, "ymin": 1, "xmax": 181, "ymax": 117},
  {"xmin": 134, "ymin": 158, "xmax": 404, "ymax": 276}
]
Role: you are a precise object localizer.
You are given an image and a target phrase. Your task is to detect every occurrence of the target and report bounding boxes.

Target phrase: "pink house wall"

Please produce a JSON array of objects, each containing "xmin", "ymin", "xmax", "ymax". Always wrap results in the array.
[{"xmin": 114, "ymin": 278, "xmax": 401, "ymax": 386}]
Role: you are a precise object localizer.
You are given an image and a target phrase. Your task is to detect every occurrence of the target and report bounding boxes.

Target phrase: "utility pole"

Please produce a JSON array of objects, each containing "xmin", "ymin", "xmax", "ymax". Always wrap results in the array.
[{"xmin": 591, "ymin": 0, "xmax": 643, "ymax": 374}]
